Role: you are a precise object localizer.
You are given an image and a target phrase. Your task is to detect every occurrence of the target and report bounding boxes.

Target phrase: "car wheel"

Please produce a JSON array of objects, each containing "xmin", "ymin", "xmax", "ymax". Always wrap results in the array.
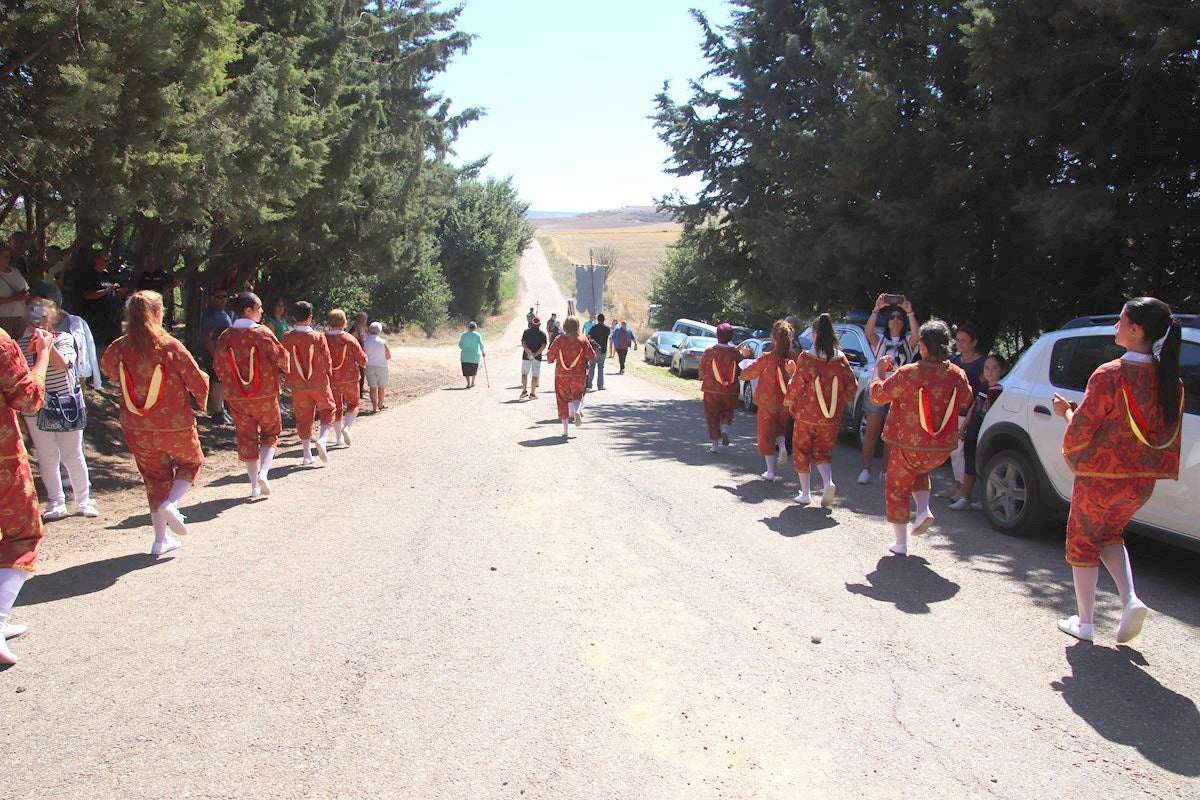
[
  {"xmin": 742, "ymin": 382, "xmax": 755, "ymax": 411},
  {"xmin": 981, "ymin": 449, "xmax": 1047, "ymax": 537}
]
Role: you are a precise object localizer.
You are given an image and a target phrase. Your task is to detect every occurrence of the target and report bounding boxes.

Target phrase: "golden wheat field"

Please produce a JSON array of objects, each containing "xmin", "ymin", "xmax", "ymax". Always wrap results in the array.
[{"xmin": 535, "ymin": 216, "xmax": 682, "ymax": 338}]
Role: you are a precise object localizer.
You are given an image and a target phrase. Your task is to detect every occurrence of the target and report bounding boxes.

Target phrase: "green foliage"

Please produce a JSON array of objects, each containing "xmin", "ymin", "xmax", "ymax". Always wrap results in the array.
[
  {"xmin": 648, "ymin": 231, "xmax": 756, "ymax": 329},
  {"xmin": 654, "ymin": 1, "xmax": 1200, "ymax": 343}
]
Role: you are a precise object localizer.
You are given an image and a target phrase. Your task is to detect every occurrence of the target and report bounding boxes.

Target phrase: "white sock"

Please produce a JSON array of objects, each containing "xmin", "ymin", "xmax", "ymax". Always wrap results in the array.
[
  {"xmin": 913, "ymin": 490, "xmax": 931, "ymax": 517},
  {"xmin": 776, "ymin": 435, "xmax": 787, "ymax": 453},
  {"xmin": 764, "ymin": 454, "xmax": 777, "ymax": 475},
  {"xmin": 259, "ymin": 445, "xmax": 276, "ymax": 479},
  {"xmin": 245, "ymin": 459, "xmax": 261, "ymax": 489},
  {"xmin": 302, "ymin": 440, "xmax": 313, "ymax": 460},
  {"xmin": 568, "ymin": 400, "xmax": 579, "ymax": 416},
  {"xmin": 1072, "ymin": 566, "xmax": 1099, "ymax": 625},
  {"xmin": 1100, "ymin": 544, "xmax": 1138, "ymax": 607},
  {"xmin": 562, "ymin": 419, "xmax": 570, "ymax": 435},
  {"xmin": 165, "ymin": 479, "xmax": 190, "ymax": 506},
  {"xmin": 892, "ymin": 523, "xmax": 908, "ymax": 549},
  {"xmin": 797, "ymin": 471, "xmax": 811, "ymax": 495},
  {"xmin": 816, "ymin": 462, "xmax": 832, "ymax": 487},
  {"xmin": 150, "ymin": 509, "xmax": 169, "ymax": 543},
  {"xmin": 334, "ymin": 420, "xmax": 344, "ymax": 441},
  {"xmin": 344, "ymin": 410, "xmax": 357, "ymax": 431},
  {"xmin": 720, "ymin": 423, "xmax": 730, "ymax": 435},
  {"xmin": 0, "ymin": 568, "xmax": 29, "ymax": 625},
  {"xmin": 319, "ymin": 422, "xmax": 332, "ymax": 442}
]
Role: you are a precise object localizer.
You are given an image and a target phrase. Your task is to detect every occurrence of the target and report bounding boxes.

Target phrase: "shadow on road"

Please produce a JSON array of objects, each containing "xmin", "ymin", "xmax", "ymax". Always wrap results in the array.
[
  {"xmin": 1052, "ymin": 644, "xmax": 1200, "ymax": 776},
  {"xmin": 845, "ymin": 555, "xmax": 961, "ymax": 613},
  {"xmin": 17, "ymin": 553, "xmax": 170, "ymax": 607},
  {"xmin": 761, "ymin": 504, "xmax": 839, "ymax": 537},
  {"xmin": 518, "ymin": 435, "xmax": 569, "ymax": 448}
]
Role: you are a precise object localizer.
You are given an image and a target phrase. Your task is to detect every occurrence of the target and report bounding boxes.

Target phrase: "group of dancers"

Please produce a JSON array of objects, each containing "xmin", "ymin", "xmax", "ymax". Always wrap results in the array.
[
  {"xmin": 0, "ymin": 290, "xmax": 370, "ymax": 664},
  {"xmin": 698, "ymin": 299, "xmax": 1184, "ymax": 644}
]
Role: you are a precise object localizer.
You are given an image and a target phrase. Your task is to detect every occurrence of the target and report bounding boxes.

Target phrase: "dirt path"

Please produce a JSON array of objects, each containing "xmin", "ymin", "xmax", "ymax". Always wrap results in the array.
[{"xmin": 3, "ymin": 243, "xmax": 1197, "ymax": 799}]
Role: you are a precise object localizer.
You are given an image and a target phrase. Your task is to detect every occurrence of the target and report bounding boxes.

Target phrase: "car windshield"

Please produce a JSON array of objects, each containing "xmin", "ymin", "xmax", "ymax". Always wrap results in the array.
[
  {"xmin": 659, "ymin": 332, "xmax": 686, "ymax": 346},
  {"xmin": 687, "ymin": 337, "xmax": 718, "ymax": 349}
]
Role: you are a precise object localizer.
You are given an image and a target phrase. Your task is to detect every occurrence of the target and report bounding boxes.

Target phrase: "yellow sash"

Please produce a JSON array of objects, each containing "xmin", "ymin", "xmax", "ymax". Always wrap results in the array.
[
  {"xmin": 557, "ymin": 347, "xmax": 582, "ymax": 370},
  {"xmin": 292, "ymin": 343, "xmax": 315, "ymax": 381},
  {"xmin": 331, "ymin": 342, "xmax": 350, "ymax": 373},
  {"xmin": 1121, "ymin": 378, "xmax": 1184, "ymax": 450},
  {"xmin": 814, "ymin": 376, "xmax": 839, "ymax": 420},
  {"xmin": 119, "ymin": 360, "xmax": 163, "ymax": 416},
  {"xmin": 710, "ymin": 357, "xmax": 736, "ymax": 386},
  {"xmin": 918, "ymin": 387, "xmax": 957, "ymax": 437},
  {"xmin": 776, "ymin": 366, "xmax": 788, "ymax": 395},
  {"xmin": 229, "ymin": 346, "xmax": 258, "ymax": 387}
]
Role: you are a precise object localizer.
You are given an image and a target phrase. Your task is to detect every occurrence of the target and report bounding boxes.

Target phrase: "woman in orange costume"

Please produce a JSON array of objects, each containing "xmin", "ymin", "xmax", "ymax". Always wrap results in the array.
[
  {"xmin": 698, "ymin": 323, "xmax": 742, "ymax": 453},
  {"xmin": 101, "ymin": 291, "xmax": 209, "ymax": 557},
  {"xmin": 213, "ymin": 292, "xmax": 290, "ymax": 500},
  {"xmin": 325, "ymin": 308, "xmax": 367, "ymax": 447},
  {"xmin": 869, "ymin": 319, "xmax": 971, "ymax": 556},
  {"xmin": 282, "ymin": 300, "xmax": 334, "ymax": 466},
  {"xmin": 738, "ymin": 320, "xmax": 797, "ymax": 481},
  {"xmin": 0, "ymin": 323, "xmax": 52, "ymax": 665},
  {"xmin": 1051, "ymin": 297, "xmax": 1183, "ymax": 643},
  {"xmin": 544, "ymin": 315, "xmax": 595, "ymax": 438},
  {"xmin": 784, "ymin": 313, "xmax": 857, "ymax": 507}
]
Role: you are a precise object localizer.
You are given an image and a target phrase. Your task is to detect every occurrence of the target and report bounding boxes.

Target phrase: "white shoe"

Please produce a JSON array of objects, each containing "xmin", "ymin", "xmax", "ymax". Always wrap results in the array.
[
  {"xmin": 821, "ymin": 483, "xmax": 837, "ymax": 508},
  {"xmin": 948, "ymin": 497, "xmax": 970, "ymax": 511},
  {"xmin": 1057, "ymin": 615, "xmax": 1094, "ymax": 642},
  {"xmin": 1, "ymin": 621, "xmax": 27, "ymax": 639},
  {"xmin": 42, "ymin": 504, "xmax": 69, "ymax": 522},
  {"xmin": 709, "ymin": 443, "xmax": 720, "ymax": 454},
  {"xmin": 258, "ymin": 476, "xmax": 272, "ymax": 497},
  {"xmin": 574, "ymin": 411, "xmax": 583, "ymax": 426},
  {"xmin": 160, "ymin": 502, "xmax": 188, "ymax": 536},
  {"xmin": 342, "ymin": 427, "xmax": 352, "ymax": 446},
  {"xmin": 315, "ymin": 438, "xmax": 328, "ymax": 463},
  {"xmin": 78, "ymin": 500, "xmax": 100, "ymax": 518},
  {"xmin": 910, "ymin": 509, "xmax": 935, "ymax": 537},
  {"xmin": 761, "ymin": 471, "xmax": 778, "ymax": 482},
  {"xmin": 334, "ymin": 437, "xmax": 345, "ymax": 447},
  {"xmin": 889, "ymin": 543, "xmax": 908, "ymax": 557},
  {"xmin": 151, "ymin": 535, "xmax": 182, "ymax": 556},
  {"xmin": 1116, "ymin": 600, "xmax": 1149, "ymax": 644},
  {"xmin": 0, "ymin": 636, "xmax": 18, "ymax": 665},
  {"xmin": 970, "ymin": 500, "xmax": 983, "ymax": 511},
  {"xmin": 794, "ymin": 492, "xmax": 812, "ymax": 505},
  {"xmin": 857, "ymin": 469, "xmax": 870, "ymax": 485},
  {"xmin": 248, "ymin": 487, "xmax": 262, "ymax": 502},
  {"xmin": 302, "ymin": 456, "xmax": 315, "ymax": 466}
]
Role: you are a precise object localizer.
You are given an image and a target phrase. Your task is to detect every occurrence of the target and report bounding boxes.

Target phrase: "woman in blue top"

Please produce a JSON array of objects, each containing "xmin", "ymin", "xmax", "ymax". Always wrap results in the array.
[{"xmin": 458, "ymin": 321, "xmax": 486, "ymax": 388}]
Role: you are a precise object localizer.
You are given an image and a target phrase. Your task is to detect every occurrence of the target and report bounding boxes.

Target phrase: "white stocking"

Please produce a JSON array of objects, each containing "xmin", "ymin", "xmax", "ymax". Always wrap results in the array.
[
  {"xmin": 720, "ymin": 423, "xmax": 730, "ymax": 435},
  {"xmin": 245, "ymin": 459, "xmax": 261, "ymax": 490},
  {"xmin": 913, "ymin": 489, "xmax": 931, "ymax": 517},
  {"xmin": 302, "ymin": 440, "xmax": 313, "ymax": 460},
  {"xmin": 797, "ymin": 471, "xmax": 811, "ymax": 495},
  {"xmin": 776, "ymin": 435, "xmax": 787, "ymax": 454},
  {"xmin": 1100, "ymin": 544, "xmax": 1138, "ymax": 607},
  {"xmin": 0, "ymin": 568, "xmax": 29, "ymax": 624},
  {"xmin": 333, "ymin": 420, "xmax": 344, "ymax": 441},
  {"xmin": 165, "ymin": 479, "xmax": 190, "ymax": 506},
  {"xmin": 816, "ymin": 462, "xmax": 833, "ymax": 487},
  {"xmin": 259, "ymin": 445, "xmax": 276, "ymax": 479},
  {"xmin": 562, "ymin": 419, "xmax": 570, "ymax": 436},
  {"xmin": 764, "ymin": 454, "xmax": 777, "ymax": 475},
  {"xmin": 892, "ymin": 523, "xmax": 908, "ymax": 549},
  {"xmin": 568, "ymin": 400, "xmax": 579, "ymax": 416},
  {"xmin": 343, "ymin": 410, "xmax": 356, "ymax": 431},
  {"xmin": 1072, "ymin": 566, "xmax": 1099, "ymax": 625},
  {"xmin": 150, "ymin": 508, "xmax": 169, "ymax": 543},
  {"xmin": 319, "ymin": 422, "xmax": 332, "ymax": 442}
]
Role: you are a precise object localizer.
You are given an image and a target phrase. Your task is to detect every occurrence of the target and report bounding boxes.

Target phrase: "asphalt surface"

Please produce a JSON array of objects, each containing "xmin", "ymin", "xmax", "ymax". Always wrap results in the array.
[{"xmin": 3, "ymin": 242, "xmax": 1197, "ymax": 799}]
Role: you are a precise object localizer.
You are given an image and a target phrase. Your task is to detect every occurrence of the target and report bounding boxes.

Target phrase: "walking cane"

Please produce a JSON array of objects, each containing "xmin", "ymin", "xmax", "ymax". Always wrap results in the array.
[{"xmin": 483, "ymin": 354, "xmax": 490, "ymax": 388}]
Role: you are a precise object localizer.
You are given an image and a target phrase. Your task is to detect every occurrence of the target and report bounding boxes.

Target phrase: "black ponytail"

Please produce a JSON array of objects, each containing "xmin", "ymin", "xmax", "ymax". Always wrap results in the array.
[
  {"xmin": 813, "ymin": 313, "xmax": 838, "ymax": 361},
  {"xmin": 1123, "ymin": 297, "xmax": 1181, "ymax": 426}
]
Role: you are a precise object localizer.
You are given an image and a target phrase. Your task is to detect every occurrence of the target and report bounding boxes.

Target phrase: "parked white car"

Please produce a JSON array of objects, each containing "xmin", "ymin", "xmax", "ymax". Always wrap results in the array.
[{"xmin": 976, "ymin": 315, "xmax": 1199, "ymax": 549}]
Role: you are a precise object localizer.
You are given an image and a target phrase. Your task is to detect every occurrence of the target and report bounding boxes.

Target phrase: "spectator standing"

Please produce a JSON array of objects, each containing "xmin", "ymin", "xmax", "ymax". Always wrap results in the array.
[
  {"xmin": 135, "ymin": 259, "xmax": 175, "ymax": 327},
  {"xmin": 30, "ymin": 282, "xmax": 101, "ymax": 390},
  {"xmin": 945, "ymin": 323, "xmax": 987, "ymax": 501},
  {"xmin": 363, "ymin": 321, "xmax": 392, "ymax": 412},
  {"xmin": 200, "ymin": 288, "xmax": 233, "ymax": 424},
  {"xmin": 586, "ymin": 313, "xmax": 611, "ymax": 391},
  {"xmin": 100, "ymin": 291, "xmax": 210, "ymax": 557},
  {"xmin": 0, "ymin": 243, "xmax": 30, "ymax": 337},
  {"xmin": 0, "ymin": 321, "xmax": 52, "ymax": 665},
  {"xmin": 526, "ymin": 307, "xmax": 536, "ymax": 326},
  {"xmin": 547, "ymin": 313, "xmax": 562, "ymax": 344},
  {"xmin": 610, "ymin": 320, "xmax": 637, "ymax": 374},
  {"xmin": 458, "ymin": 321, "xmax": 485, "ymax": 389},
  {"xmin": 519, "ymin": 316, "xmax": 547, "ymax": 400},
  {"xmin": 583, "ymin": 315, "xmax": 595, "ymax": 336},
  {"xmin": 264, "ymin": 297, "xmax": 290, "ymax": 341},
  {"xmin": 351, "ymin": 311, "xmax": 369, "ymax": 399},
  {"xmin": 18, "ymin": 298, "xmax": 96, "ymax": 521},
  {"xmin": 77, "ymin": 251, "xmax": 128, "ymax": 346},
  {"xmin": 950, "ymin": 354, "xmax": 1007, "ymax": 511},
  {"xmin": 859, "ymin": 294, "xmax": 920, "ymax": 484}
]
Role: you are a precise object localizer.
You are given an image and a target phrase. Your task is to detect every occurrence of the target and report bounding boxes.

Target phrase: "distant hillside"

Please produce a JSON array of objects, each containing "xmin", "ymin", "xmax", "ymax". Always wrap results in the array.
[
  {"xmin": 526, "ymin": 211, "xmax": 578, "ymax": 220},
  {"xmin": 533, "ymin": 206, "xmax": 677, "ymax": 232}
]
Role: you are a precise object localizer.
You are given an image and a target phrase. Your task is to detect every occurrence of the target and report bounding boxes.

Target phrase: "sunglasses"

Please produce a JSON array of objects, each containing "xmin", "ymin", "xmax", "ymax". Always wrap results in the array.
[{"xmin": 888, "ymin": 314, "xmax": 904, "ymax": 321}]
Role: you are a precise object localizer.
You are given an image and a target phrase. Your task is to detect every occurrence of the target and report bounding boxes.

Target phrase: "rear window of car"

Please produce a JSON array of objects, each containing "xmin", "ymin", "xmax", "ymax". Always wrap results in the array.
[
  {"xmin": 1050, "ymin": 335, "xmax": 1125, "ymax": 392},
  {"xmin": 1181, "ymin": 341, "xmax": 1199, "ymax": 415}
]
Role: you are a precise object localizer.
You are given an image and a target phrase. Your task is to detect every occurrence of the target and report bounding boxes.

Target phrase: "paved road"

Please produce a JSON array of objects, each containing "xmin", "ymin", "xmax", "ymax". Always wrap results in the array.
[{"xmin": 4, "ymin": 242, "xmax": 1198, "ymax": 799}]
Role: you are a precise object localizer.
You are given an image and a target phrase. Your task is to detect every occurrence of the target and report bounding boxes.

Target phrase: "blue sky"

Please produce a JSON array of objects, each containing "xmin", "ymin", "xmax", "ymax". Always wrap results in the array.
[{"xmin": 433, "ymin": 0, "xmax": 734, "ymax": 213}]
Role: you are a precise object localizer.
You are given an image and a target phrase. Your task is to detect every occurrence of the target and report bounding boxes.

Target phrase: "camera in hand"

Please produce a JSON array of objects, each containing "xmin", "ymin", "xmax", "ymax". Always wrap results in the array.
[{"xmin": 885, "ymin": 293, "xmax": 906, "ymax": 307}]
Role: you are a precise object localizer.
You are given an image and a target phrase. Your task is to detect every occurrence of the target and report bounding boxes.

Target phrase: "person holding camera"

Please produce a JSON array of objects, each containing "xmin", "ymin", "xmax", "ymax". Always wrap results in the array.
[
  {"xmin": 78, "ymin": 251, "xmax": 127, "ymax": 346},
  {"xmin": 18, "ymin": 296, "xmax": 96, "ymax": 522},
  {"xmin": 858, "ymin": 293, "xmax": 920, "ymax": 484}
]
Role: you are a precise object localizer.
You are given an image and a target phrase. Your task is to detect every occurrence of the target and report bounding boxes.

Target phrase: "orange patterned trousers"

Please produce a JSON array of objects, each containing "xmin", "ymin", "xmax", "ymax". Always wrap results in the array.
[
  {"xmin": 702, "ymin": 392, "xmax": 738, "ymax": 439},
  {"xmin": 0, "ymin": 455, "xmax": 43, "ymax": 572},
  {"xmin": 792, "ymin": 421, "xmax": 839, "ymax": 472},
  {"xmin": 885, "ymin": 447, "xmax": 950, "ymax": 523},
  {"xmin": 755, "ymin": 406, "xmax": 790, "ymax": 456},
  {"xmin": 125, "ymin": 427, "xmax": 204, "ymax": 510},
  {"xmin": 227, "ymin": 396, "xmax": 282, "ymax": 461},
  {"xmin": 555, "ymin": 375, "xmax": 586, "ymax": 420},
  {"xmin": 1066, "ymin": 476, "xmax": 1156, "ymax": 567},
  {"xmin": 292, "ymin": 388, "xmax": 335, "ymax": 440},
  {"xmin": 331, "ymin": 380, "xmax": 360, "ymax": 418}
]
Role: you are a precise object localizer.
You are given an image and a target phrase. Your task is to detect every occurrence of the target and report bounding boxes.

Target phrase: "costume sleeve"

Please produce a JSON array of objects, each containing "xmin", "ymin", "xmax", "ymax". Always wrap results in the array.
[
  {"xmin": 782, "ymin": 363, "xmax": 809, "ymax": 412},
  {"xmin": 1064, "ymin": 367, "xmax": 1115, "ymax": 456},
  {"xmin": 211, "ymin": 331, "xmax": 232, "ymax": 385},
  {"xmin": 319, "ymin": 335, "xmax": 332, "ymax": 373},
  {"xmin": 172, "ymin": 338, "xmax": 210, "ymax": 406},
  {"xmin": 545, "ymin": 337, "xmax": 561, "ymax": 364},
  {"xmin": 0, "ymin": 333, "xmax": 45, "ymax": 414},
  {"xmin": 99, "ymin": 340, "xmax": 119, "ymax": 381},
  {"xmin": 869, "ymin": 365, "xmax": 906, "ymax": 406},
  {"xmin": 837, "ymin": 357, "xmax": 857, "ymax": 406},
  {"xmin": 270, "ymin": 335, "xmax": 291, "ymax": 375},
  {"xmin": 739, "ymin": 353, "xmax": 770, "ymax": 380}
]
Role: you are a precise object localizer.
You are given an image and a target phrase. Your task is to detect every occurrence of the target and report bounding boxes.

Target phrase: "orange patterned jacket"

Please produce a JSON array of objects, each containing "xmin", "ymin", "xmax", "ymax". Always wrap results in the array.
[
  {"xmin": 699, "ymin": 344, "xmax": 742, "ymax": 396},
  {"xmin": 784, "ymin": 351, "xmax": 857, "ymax": 424},
  {"xmin": 1063, "ymin": 359, "xmax": 1182, "ymax": 479},
  {"xmin": 213, "ymin": 324, "xmax": 290, "ymax": 401},
  {"xmin": 325, "ymin": 332, "xmax": 366, "ymax": 385},
  {"xmin": 740, "ymin": 351, "xmax": 796, "ymax": 412},
  {"xmin": 0, "ymin": 328, "xmax": 46, "ymax": 461},
  {"xmin": 870, "ymin": 360, "xmax": 972, "ymax": 453},
  {"xmin": 282, "ymin": 329, "xmax": 333, "ymax": 392},
  {"xmin": 545, "ymin": 334, "xmax": 595, "ymax": 379},
  {"xmin": 100, "ymin": 334, "xmax": 209, "ymax": 432}
]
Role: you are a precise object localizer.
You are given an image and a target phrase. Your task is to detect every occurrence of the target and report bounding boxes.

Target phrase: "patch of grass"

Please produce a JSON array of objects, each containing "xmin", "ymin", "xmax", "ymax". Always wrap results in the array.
[{"xmin": 624, "ymin": 347, "xmax": 703, "ymax": 400}]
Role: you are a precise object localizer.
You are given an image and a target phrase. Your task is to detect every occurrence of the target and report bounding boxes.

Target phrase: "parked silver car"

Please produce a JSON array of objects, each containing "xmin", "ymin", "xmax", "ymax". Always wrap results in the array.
[
  {"xmin": 670, "ymin": 336, "xmax": 718, "ymax": 377},
  {"xmin": 643, "ymin": 331, "xmax": 686, "ymax": 366}
]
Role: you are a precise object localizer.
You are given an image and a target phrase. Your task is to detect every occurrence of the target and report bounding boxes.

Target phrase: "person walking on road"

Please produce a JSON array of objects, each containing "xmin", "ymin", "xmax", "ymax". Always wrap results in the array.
[
  {"xmin": 458, "ymin": 321, "xmax": 485, "ymax": 389},
  {"xmin": 698, "ymin": 322, "xmax": 741, "ymax": 453},
  {"xmin": 586, "ymin": 313, "xmax": 610, "ymax": 391},
  {"xmin": 738, "ymin": 320, "xmax": 797, "ymax": 481},
  {"xmin": 546, "ymin": 313, "xmax": 562, "ymax": 344},
  {"xmin": 363, "ymin": 322, "xmax": 392, "ymax": 412},
  {"xmin": 282, "ymin": 301, "xmax": 335, "ymax": 466},
  {"xmin": 100, "ymin": 291, "xmax": 209, "ymax": 558},
  {"xmin": 0, "ymin": 320, "xmax": 52, "ymax": 665},
  {"xmin": 1052, "ymin": 297, "xmax": 1182, "ymax": 644},
  {"xmin": 783, "ymin": 314, "xmax": 857, "ymax": 507},
  {"xmin": 213, "ymin": 292, "xmax": 291, "ymax": 501},
  {"xmin": 545, "ymin": 315, "xmax": 595, "ymax": 437},
  {"xmin": 610, "ymin": 320, "xmax": 637, "ymax": 374},
  {"xmin": 868, "ymin": 319, "xmax": 971, "ymax": 556},
  {"xmin": 520, "ymin": 316, "xmax": 547, "ymax": 400},
  {"xmin": 326, "ymin": 309, "xmax": 368, "ymax": 445}
]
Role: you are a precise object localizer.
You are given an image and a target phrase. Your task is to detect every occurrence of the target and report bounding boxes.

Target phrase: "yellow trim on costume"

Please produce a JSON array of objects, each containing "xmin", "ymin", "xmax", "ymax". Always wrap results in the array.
[
  {"xmin": 120, "ymin": 360, "xmax": 164, "ymax": 417},
  {"xmin": 292, "ymin": 343, "xmax": 315, "ymax": 381},
  {"xmin": 557, "ymin": 348, "xmax": 582, "ymax": 370},
  {"xmin": 229, "ymin": 346, "xmax": 258, "ymax": 387},
  {"xmin": 331, "ymin": 343, "xmax": 349, "ymax": 372},
  {"xmin": 814, "ymin": 376, "xmax": 839, "ymax": 420},
  {"xmin": 710, "ymin": 358, "xmax": 736, "ymax": 386},
  {"xmin": 918, "ymin": 387, "xmax": 957, "ymax": 437},
  {"xmin": 776, "ymin": 366, "xmax": 788, "ymax": 396},
  {"xmin": 1121, "ymin": 380, "xmax": 1184, "ymax": 451}
]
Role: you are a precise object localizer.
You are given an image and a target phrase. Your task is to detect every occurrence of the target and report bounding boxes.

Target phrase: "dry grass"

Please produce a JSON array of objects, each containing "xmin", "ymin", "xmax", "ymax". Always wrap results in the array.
[{"xmin": 535, "ymin": 223, "xmax": 682, "ymax": 340}]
